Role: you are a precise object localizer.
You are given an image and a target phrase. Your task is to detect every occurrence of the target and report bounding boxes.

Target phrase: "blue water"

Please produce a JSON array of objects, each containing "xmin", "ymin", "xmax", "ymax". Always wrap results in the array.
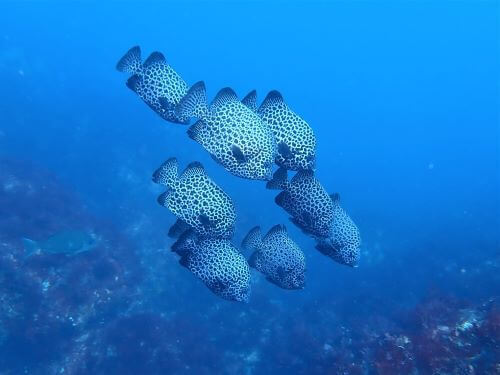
[{"xmin": 0, "ymin": 1, "xmax": 498, "ymax": 374}]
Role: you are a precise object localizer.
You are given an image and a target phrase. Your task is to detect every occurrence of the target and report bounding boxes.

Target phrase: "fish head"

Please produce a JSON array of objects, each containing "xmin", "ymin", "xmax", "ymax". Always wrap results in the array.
[{"xmin": 324, "ymin": 241, "xmax": 360, "ymax": 268}]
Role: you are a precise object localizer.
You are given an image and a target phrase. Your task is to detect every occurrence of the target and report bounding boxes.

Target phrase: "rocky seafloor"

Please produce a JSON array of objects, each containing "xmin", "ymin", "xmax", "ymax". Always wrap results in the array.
[{"xmin": 0, "ymin": 158, "xmax": 498, "ymax": 375}]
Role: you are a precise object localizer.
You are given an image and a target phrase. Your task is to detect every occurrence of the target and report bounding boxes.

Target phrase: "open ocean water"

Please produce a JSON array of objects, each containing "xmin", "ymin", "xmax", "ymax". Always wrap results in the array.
[{"xmin": 0, "ymin": 1, "xmax": 498, "ymax": 374}]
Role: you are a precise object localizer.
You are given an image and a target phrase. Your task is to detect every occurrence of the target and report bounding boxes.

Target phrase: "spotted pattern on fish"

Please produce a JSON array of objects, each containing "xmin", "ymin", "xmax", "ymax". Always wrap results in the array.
[
  {"xmin": 117, "ymin": 46, "xmax": 189, "ymax": 124},
  {"xmin": 267, "ymin": 168, "xmax": 333, "ymax": 238},
  {"xmin": 116, "ymin": 46, "xmax": 142, "ymax": 75},
  {"xmin": 242, "ymin": 225, "xmax": 305, "ymax": 290},
  {"xmin": 178, "ymin": 85, "xmax": 277, "ymax": 181},
  {"xmin": 246, "ymin": 90, "xmax": 316, "ymax": 171},
  {"xmin": 172, "ymin": 230, "xmax": 251, "ymax": 302},
  {"xmin": 152, "ymin": 158, "xmax": 236, "ymax": 239},
  {"xmin": 316, "ymin": 193, "xmax": 361, "ymax": 267}
]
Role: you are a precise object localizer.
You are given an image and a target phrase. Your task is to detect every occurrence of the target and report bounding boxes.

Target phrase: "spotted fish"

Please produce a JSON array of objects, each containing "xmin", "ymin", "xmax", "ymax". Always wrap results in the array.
[
  {"xmin": 316, "ymin": 193, "xmax": 361, "ymax": 267},
  {"xmin": 266, "ymin": 167, "xmax": 333, "ymax": 238},
  {"xmin": 242, "ymin": 224, "xmax": 306, "ymax": 290},
  {"xmin": 242, "ymin": 90, "xmax": 316, "ymax": 171},
  {"xmin": 176, "ymin": 83, "xmax": 276, "ymax": 181},
  {"xmin": 172, "ymin": 230, "xmax": 251, "ymax": 302},
  {"xmin": 152, "ymin": 158, "xmax": 236, "ymax": 239},
  {"xmin": 116, "ymin": 46, "xmax": 190, "ymax": 124}
]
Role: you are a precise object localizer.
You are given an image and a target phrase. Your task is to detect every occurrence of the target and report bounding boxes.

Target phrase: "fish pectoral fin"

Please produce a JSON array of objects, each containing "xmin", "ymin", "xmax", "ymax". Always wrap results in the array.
[{"xmin": 231, "ymin": 145, "xmax": 247, "ymax": 164}]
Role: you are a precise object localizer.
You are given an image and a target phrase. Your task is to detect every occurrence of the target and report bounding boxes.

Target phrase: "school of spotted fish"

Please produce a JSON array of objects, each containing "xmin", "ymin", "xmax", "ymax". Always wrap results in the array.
[{"xmin": 117, "ymin": 45, "xmax": 362, "ymax": 302}]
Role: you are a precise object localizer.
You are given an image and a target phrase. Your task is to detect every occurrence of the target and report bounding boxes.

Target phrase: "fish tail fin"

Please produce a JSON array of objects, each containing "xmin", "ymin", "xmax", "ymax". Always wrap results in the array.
[
  {"xmin": 152, "ymin": 158, "xmax": 178, "ymax": 189},
  {"xmin": 168, "ymin": 219, "xmax": 190, "ymax": 239},
  {"xmin": 241, "ymin": 226, "xmax": 262, "ymax": 251},
  {"xmin": 259, "ymin": 90, "xmax": 287, "ymax": 113},
  {"xmin": 22, "ymin": 238, "xmax": 40, "ymax": 257},
  {"xmin": 116, "ymin": 46, "xmax": 142, "ymax": 74},
  {"xmin": 266, "ymin": 167, "xmax": 288, "ymax": 190},
  {"xmin": 179, "ymin": 161, "xmax": 207, "ymax": 180},
  {"xmin": 263, "ymin": 224, "xmax": 288, "ymax": 243},
  {"xmin": 171, "ymin": 229, "xmax": 197, "ymax": 257},
  {"xmin": 248, "ymin": 251, "xmax": 259, "ymax": 268},
  {"xmin": 176, "ymin": 81, "xmax": 208, "ymax": 121}
]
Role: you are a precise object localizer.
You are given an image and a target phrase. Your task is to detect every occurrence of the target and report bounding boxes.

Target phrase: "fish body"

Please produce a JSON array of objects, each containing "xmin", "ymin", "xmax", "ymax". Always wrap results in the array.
[
  {"xmin": 23, "ymin": 230, "xmax": 96, "ymax": 257},
  {"xmin": 242, "ymin": 225, "xmax": 305, "ymax": 290},
  {"xmin": 116, "ymin": 46, "xmax": 190, "ymax": 124},
  {"xmin": 172, "ymin": 230, "xmax": 251, "ymax": 302},
  {"xmin": 177, "ymin": 84, "xmax": 276, "ymax": 181},
  {"xmin": 243, "ymin": 90, "xmax": 316, "ymax": 171},
  {"xmin": 267, "ymin": 168, "xmax": 333, "ymax": 238},
  {"xmin": 316, "ymin": 193, "xmax": 361, "ymax": 267},
  {"xmin": 152, "ymin": 158, "xmax": 236, "ymax": 239}
]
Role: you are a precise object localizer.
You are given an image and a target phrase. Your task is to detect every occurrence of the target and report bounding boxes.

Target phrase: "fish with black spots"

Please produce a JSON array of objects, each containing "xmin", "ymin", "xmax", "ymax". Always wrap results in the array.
[{"xmin": 242, "ymin": 224, "xmax": 306, "ymax": 290}]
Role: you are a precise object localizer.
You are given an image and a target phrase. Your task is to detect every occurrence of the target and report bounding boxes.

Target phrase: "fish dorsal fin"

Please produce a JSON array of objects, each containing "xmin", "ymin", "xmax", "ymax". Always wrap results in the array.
[
  {"xmin": 241, "ymin": 226, "xmax": 262, "ymax": 251},
  {"xmin": 274, "ymin": 191, "xmax": 289, "ymax": 208},
  {"xmin": 330, "ymin": 193, "xmax": 341, "ymax": 205},
  {"xmin": 171, "ymin": 229, "xmax": 197, "ymax": 256},
  {"xmin": 258, "ymin": 90, "xmax": 287, "ymax": 114},
  {"xmin": 291, "ymin": 170, "xmax": 315, "ymax": 185},
  {"xmin": 143, "ymin": 51, "xmax": 166, "ymax": 68},
  {"xmin": 168, "ymin": 219, "xmax": 190, "ymax": 239},
  {"xmin": 266, "ymin": 167, "xmax": 288, "ymax": 190},
  {"xmin": 126, "ymin": 74, "xmax": 143, "ymax": 93},
  {"xmin": 248, "ymin": 251, "xmax": 259, "ymax": 268},
  {"xmin": 263, "ymin": 224, "xmax": 288, "ymax": 243},
  {"xmin": 210, "ymin": 87, "xmax": 239, "ymax": 111},
  {"xmin": 242, "ymin": 90, "xmax": 257, "ymax": 112},
  {"xmin": 152, "ymin": 157, "xmax": 178, "ymax": 189},
  {"xmin": 116, "ymin": 45, "xmax": 142, "ymax": 74},
  {"xmin": 187, "ymin": 120, "xmax": 210, "ymax": 146},
  {"xmin": 179, "ymin": 161, "xmax": 207, "ymax": 181},
  {"xmin": 176, "ymin": 81, "xmax": 208, "ymax": 121},
  {"xmin": 157, "ymin": 190, "xmax": 172, "ymax": 208}
]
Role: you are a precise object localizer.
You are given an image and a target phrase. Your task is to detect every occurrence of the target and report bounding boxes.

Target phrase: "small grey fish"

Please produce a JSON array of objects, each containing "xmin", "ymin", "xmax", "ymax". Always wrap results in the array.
[
  {"xmin": 172, "ymin": 230, "xmax": 251, "ymax": 302},
  {"xmin": 176, "ymin": 83, "xmax": 277, "ymax": 181},
  {"xmin": 23, "ymin": 230, "xmax": 97, "ymax": 258},
  {"xmin": 242, "ymin": 224, "xmax": 306, "ymax": 290},
  {"xmin": 242, "ymin": 90, "xmax": 316, "ymax": 171},
  {"xmin": 152, "ymin": 158, "xmax": 236, "ymax": 239},
  {"xmin": 316, "ymin": 193, "xmax": 361, "ymax": 267},
  {"xmin": 116, "ymin": 46, "xmax": 190, "ymax": 124},
  {"xmin": 266, "ymin": 167, "xmax": 333, "ymax": 238}
]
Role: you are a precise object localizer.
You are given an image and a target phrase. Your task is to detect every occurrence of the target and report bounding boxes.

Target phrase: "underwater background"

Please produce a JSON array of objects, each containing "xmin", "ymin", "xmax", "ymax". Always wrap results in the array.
[{"xmin": 0, "ymin": 1, "xmax": 498, "ymax": 374}]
